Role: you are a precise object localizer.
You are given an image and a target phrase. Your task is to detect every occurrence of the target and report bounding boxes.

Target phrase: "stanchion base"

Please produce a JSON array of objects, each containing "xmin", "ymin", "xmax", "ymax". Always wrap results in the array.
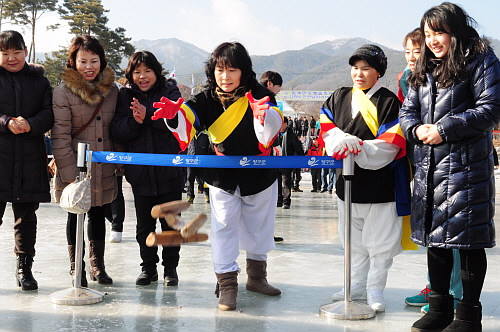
[
  {"xmin": 320, "ymin": 300, "xmax": 375, "ymax": 320},
  {"xmin": 50, "ymin": 287, "xmax": 105, "ymax": 306}
]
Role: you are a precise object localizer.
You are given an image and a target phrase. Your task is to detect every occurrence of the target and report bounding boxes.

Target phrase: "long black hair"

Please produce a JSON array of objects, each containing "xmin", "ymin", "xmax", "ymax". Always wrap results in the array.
[
  {"xmin": 409, "ymin": 2, "xmax": 487, "ymax": 89},
  {"xmin": 204, "ymin": 42, "xmax": 257, "ymax": 92}
]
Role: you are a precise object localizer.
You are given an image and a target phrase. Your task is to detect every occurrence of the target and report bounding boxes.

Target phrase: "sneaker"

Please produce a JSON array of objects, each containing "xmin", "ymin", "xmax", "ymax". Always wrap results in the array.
[
  {"xmin": 187, "ymin": 196, "xmax": 194, "ymax": 204},
  {"xmin": 274, "ymin": 236, "xmax": 284, "ymax": 243},
  {"xmin": 311, "ymin": 189, "xmax": 318, "ymax": 192},
  {"xmin": 320, "ymin": 189, "xmax": 327, "ymax": 193},
  {"xmin": 332, "ymin": 282, "xmax": 367, "ymax": 301},
  {"xmin": 367, "ymin": 290, "xmax": 386, "ymax": 312},
  {"xmin": 282, "ymin": 204, "xmax": 290, "ymax": 209},
  {"xmin": 405, "ymin": 286, "xmax": 432, "ymax": 306},
  {"xmin": 420, "ymin": 298, "xmax": 458, "ymax": 314},
  {"xmin": 109, "ymin": 231, "xmax": 122, "ymax": 243},
  {"xmin": 295, "ymin": 187, "xmax": 303, "ymax": 192}
]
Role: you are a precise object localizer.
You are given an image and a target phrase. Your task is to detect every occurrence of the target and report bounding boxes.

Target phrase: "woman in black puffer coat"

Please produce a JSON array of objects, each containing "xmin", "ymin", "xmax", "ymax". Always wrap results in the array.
[
  {"xmin": 400, "ymin": 3, "xmax": 500, "ymax": 331},
  {"xmin": 0, "ymin": 31, "xmax": 53, "ymax": 291},
  {"xmin": 110, "ymin": 51, "xmax": 185, "ymax": 287}
]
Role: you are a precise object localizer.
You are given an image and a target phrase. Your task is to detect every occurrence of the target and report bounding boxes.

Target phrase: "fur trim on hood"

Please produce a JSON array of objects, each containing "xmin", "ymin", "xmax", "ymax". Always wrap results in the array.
[{"xmin": 61, "ymin": 66, "xmax": 115, "ymax": 105}]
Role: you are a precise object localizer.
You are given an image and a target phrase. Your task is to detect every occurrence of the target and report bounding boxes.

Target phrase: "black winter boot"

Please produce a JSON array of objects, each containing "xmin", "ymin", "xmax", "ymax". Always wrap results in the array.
[
  {"xmin": 16, "ymin": 254, "xmax": 38, "ymax": 290},
  {"xmin": 442, "ymin": 301, "xmax": 482, "ymax": 332},
  {"xmin": 89, "ymin": 240, "xmax": 113, "ymax": 285},
  {"xmin": 164, "ymin": 267, "xmax": 179, "ymax": 286},
  {"xmin": 411, "ymin": 294, "xmax": 455, "ymax": 332},
  {"xmin": 68, "ymin": 245, "xmax": 88, "ymax": 287}
]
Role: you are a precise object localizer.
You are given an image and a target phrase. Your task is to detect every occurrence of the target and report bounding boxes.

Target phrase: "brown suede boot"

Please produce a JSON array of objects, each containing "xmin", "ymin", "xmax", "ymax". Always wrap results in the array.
[
  {"xmin": 89, "ymin": 240, "xmax": 113, "ymax": 285},
  {"xmin": 245, "ymin": 259, "xmax": 281, "ymax": 296},
  {"xmin": 68, "ymin": 245, "xmax": 88, "ymax": 287},
  {"xmin": 215, "ymin": 271, "xmax": 238, "ymax": 311}
]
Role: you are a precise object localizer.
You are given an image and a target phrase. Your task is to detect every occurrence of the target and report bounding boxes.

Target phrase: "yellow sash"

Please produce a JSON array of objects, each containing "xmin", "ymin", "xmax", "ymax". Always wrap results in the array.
[
  {"xmin": 352, "ymin": 88, "xmax": 379, "ymax": 136},
  {"xmin": 208, "ymin": 95, "xmax": 248, "ymax": 144},
  {"xmin": 401, "ymin": 215, "xmax": 418, "ymax": 250}
]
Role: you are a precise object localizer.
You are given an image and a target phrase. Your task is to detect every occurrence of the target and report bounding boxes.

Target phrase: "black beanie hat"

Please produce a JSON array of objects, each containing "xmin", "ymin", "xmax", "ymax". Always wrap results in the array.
[{"xmin": 348, "ymin": 44, "xmax": 388, "ymax": 78}]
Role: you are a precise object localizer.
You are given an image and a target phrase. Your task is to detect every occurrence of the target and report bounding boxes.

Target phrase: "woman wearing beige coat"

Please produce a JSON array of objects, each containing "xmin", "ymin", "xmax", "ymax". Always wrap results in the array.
[{"xmin": 51, "ymin": 36, "xmax": 118, "ymax": 286}]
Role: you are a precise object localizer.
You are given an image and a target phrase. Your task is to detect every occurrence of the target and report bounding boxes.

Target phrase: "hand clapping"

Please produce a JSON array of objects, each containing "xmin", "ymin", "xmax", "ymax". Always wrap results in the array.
[{"xmin": 130, "ymin": 98, "xmax": 146, "ymax": 124}]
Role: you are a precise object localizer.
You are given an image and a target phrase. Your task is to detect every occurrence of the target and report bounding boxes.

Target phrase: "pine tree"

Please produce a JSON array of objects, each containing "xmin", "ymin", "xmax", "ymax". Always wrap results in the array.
[
  {"xmin": 58, "ymin": 0, "xmax": 134, "ymax": 76},
  {"xmin": 3, "ymin": 0, "xmax": 58, "ymax": 62},
  {"xmin": 42, "ymin": 48, "xmax": 68, "ymax": 87}
]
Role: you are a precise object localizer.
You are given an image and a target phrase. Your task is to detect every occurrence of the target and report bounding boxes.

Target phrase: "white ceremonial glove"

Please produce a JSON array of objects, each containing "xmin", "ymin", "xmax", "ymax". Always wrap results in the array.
[{"xmin": 331, "ymin": 134, "xmax": 363, "ymax": 159}]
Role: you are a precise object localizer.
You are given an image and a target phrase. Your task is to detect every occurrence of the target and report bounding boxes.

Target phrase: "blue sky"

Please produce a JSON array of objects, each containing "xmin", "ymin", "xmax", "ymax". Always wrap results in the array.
[{"xmin": 4, "ymin": 0, "xmax": 500, "ymax": 55}]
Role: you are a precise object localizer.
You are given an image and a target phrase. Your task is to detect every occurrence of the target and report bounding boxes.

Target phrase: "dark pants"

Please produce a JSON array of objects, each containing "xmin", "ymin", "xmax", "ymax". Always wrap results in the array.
[
  {"xmin": 292, "ymin": 169, "xmax": 302, "ymax": 188},
  {"xmin": 105, "ymin": 175, "xmax": 125, "ymax": 232},
  {"xmin": 428, "ymin": 247, "xmax": 486, "ymax": 303},
  {"xmin": 67, "ymin": 205, "xmax": 107, "ymax": 245},
  {"xmin": 5, "ymin": 202, "xmax": 39, "ymax": 255},
  {"xmin": 277, "ymin": 172, "xmax": 283, "ymax": 205},
  {"xmin": 310, "ymin": 168, "xmax": 322, "ymax": 190},
  {"xmin": 133, "ymin": 191, "xmax": 182, "ymax": 271},
  {"xmin": 281, "ymin": 171, "xmax": 292, "ymax": 205},
  {"xmin": 0, "ymin": 201, "xmax": 5, "ymax": 226},
  {"xmin": 186, "ymin": 168, "xmax": 207, "ymax": 198}
]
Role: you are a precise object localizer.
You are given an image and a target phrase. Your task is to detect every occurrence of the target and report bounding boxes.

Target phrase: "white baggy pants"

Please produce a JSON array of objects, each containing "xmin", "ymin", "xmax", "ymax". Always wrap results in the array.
[
  {"xmin": 338, "ymin": 199, "xmax": 402, "ymax": 291},
  {"xmin": 209, "ymin": 181, "xmax": 278, "ymax": 274}
]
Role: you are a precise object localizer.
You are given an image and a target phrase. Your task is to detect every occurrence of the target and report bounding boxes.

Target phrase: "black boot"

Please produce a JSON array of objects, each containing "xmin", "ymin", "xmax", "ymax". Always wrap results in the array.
[
  {"xmin": 411, "ymin": 294, "xmax": 455, "ymax": 332},
  {"xmin": 164, "ymin": 267, "xmax": 179, "ymax": 286},
  {"xmin": 16, "ymin": 254, "xmax": 38, "ymax": 290},
  {"xmin": 68, "ymin": 245, "xmax": 88, "ymax": 287},
  {"xmin": 136, "ymin": 269, "xmax": 158, "ymax": 285},
  {"xmin": 442, "ymin": 301, "xmax": 482, "ymax": 332},
  {"xmin": 89, "ymin": 240, "xmax": 113, "ymax": 285}
]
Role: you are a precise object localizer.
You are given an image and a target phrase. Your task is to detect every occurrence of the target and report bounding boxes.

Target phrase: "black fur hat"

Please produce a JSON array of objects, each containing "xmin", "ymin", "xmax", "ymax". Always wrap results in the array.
[{"xmin": 348, "ymin": 44, "xmax": 388, "ymax": 78}]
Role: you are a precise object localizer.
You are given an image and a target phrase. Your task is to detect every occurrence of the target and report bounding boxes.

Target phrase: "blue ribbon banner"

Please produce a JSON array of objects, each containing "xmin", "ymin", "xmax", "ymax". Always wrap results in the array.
[{"xmin": 92, "ymin": 151, "xmax": 342, "ymax": 169}]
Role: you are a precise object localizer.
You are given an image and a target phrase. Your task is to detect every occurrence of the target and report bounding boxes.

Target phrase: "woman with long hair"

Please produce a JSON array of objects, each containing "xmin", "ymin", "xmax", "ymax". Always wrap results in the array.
[{"xmin": 400, "ymin": 2, "xmax": 500, "ymax": 331}]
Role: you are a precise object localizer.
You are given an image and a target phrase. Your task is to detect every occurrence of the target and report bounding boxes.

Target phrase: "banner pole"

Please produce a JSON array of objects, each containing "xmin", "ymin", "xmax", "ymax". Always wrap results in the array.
[
  {"xmin": 319, "ymin": 154, "xmax": 375, "ymax": 320},
  {"xmin": 50, "ymin": 143, "xmax": 105, "ymax": 305}
]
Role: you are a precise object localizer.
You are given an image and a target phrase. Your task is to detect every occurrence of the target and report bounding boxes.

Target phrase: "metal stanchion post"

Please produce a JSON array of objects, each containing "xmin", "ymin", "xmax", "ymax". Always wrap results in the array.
[
  {"xmin": 50, "ymin": 143, "xmax": 105, "ymax": 305},
  {"xmin": 319, "ymin": 154, "xmax": 375, "ymax": 320}
]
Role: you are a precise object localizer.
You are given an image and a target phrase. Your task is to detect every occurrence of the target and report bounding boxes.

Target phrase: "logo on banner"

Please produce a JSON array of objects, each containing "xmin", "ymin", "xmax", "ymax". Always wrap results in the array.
[
  {"xmin": 307, "ymin": 157, "xmax": 319, "ymax": 167},
  {"xmin": 106, "ymin": 153, "xmax": 117, "ymax": 161},
  {"xmin": 239, "ymin": 157, "xmax": 250, "ymax": 167},
  {"xmin": 172, "ymin": 156, "xmax": 183, "ymax": 165}
]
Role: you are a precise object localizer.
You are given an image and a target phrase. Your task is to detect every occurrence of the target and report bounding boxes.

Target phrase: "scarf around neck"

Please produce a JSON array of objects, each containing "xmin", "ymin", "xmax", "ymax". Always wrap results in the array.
[{"xmin": 215, "ymin": 86, "xmax": 246, "ymax": 108}]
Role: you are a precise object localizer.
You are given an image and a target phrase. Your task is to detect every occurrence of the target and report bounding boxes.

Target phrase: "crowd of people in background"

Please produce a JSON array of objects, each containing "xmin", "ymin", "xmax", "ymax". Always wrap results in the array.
[{"xmin": 1, "ymin": 2, "xmax": 499, "ymax": 331}]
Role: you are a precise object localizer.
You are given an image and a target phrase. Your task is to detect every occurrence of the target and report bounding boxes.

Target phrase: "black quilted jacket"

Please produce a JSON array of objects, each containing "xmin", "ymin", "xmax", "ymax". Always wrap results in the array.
[
  {"xmin": 110, "ymin": 79, "xmax": 185, "ymax": 196},
  {"xmin": 400, "ymin": 45, "xmax": 500, "ymax": 249}
]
